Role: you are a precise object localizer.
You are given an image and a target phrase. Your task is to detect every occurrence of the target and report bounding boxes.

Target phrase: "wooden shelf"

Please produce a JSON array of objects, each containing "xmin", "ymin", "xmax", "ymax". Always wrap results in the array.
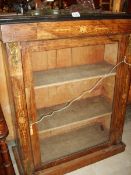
[
  {"xmin": 38, "ymin": 96, "xmax": 112, "ymax": 138},
  {"xmin": 40, "ymin": 124, "xmax": 109, "ymax": 163},
  {"xmin": 33, "ymin": 61, "xmax": 115, "ymax": 87}
]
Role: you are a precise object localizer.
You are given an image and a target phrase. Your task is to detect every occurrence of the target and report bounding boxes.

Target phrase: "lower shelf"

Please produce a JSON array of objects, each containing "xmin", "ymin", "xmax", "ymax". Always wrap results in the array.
[
  {"xmin": 40, "ymin": 124, "xmax": 109, "ymax": 163},
  {"xmin": 38, "ymin": 96, "xmax": 112, "ymax": 138},
  {"xmin": 38, "ymin": 95, "xmax": 112, "ymax": 163}
]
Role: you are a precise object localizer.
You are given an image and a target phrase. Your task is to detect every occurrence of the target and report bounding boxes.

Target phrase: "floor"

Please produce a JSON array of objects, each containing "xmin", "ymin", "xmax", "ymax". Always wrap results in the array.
[{"xmin": 9, "ymin": 105, "xmax": 131, "ymax": 175}]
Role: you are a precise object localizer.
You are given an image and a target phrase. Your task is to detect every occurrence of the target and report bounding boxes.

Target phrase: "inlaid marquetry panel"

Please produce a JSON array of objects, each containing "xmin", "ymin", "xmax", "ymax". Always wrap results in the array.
[{"xmin": 1, "ymin": 20, "xmax": 131, "ymax": 42}]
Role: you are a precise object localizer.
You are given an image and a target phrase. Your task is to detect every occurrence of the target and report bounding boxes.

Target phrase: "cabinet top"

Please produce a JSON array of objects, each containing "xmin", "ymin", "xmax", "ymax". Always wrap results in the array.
[{"xmin": 0, "ymin": 12, "xmax": 131, "ymax": 25}]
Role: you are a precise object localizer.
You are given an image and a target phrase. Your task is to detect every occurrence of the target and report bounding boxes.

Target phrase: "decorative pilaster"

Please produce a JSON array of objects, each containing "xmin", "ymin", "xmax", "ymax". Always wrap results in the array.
[{"xmin": 6, "ymin": 42, "xmax": 34, "ymax": 175}]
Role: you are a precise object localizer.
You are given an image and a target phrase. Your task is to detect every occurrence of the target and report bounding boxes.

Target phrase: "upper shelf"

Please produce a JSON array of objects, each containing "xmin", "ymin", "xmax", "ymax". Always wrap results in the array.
[{"xmin": 33, "ymin": 61, "xmax": 115, "ymax": 87}]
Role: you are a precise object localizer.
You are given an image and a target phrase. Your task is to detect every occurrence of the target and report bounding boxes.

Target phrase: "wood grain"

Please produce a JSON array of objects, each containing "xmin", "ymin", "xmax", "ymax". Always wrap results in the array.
[
  {"xmin": 31, "ymin": 45, "xmax": 105, "ymax": 71},
  {"xmin": 37, "ymin": 20, "xmax": 131, "ymax": 40},
  {"xmin": 22, "ymin": 35, "xmax": 121, "ymax": 51},
  {"xmin": 1, "ymin": 20, "xmax": 131, "ymax": 42},
  {"xmin": 31, "ymin": 50, "xmax": 57, "ymax": 71},
  {"xmin": 0, "ymin": 42, "xmax": 15, "ymax": 140},
  {"xmin": 110, "ymin": 35, "xmax": 131, "ymax": 144},
  {"xmin": 1, "ymin": 23, "xmax": 37, "ymax": 43},
  {"xmin": 22, "ymin": 48, "xmax": 41, "ymax": 168},
  {"xmin": 6, "ymin": 42, "xmax": 34, "ymax": 174}
]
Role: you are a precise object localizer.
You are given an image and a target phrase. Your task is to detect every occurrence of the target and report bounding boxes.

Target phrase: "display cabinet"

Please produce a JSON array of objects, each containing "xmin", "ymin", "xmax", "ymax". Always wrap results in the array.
[{"xmin": 0, "ymin": 16, "xmax": 131, "ymax": 175}]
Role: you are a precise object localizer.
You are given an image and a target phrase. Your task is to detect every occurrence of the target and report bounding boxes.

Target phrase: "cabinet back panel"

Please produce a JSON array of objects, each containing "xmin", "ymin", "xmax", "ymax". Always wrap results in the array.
[
  {"xmin": 33, "ymin": 62, "xmax": 115, "ymax": 109},
  {"xmin": 34, "ymin": 75, "xmax": 115, "ymax": 109},
  {"xmin": 104, "ymin": 43, "xmax": 118, "ymax": 65},
  {"xmin": 72, "ymin": 45, "xmax": 104, "ymax": 66},
  {"xmin": 37, "ymin": 96, "xmax": 112, "ymax": 139},
  {"xmin": 34, "ymin": 79, "xmax": 103, "ymax": 109},
  {"xmin": 31, "ymin": 45, "xmax": 104, "ymax": 71},
  {"xmin": 102, "ymin": 76, "xmax": 115, "ymax": 102}
]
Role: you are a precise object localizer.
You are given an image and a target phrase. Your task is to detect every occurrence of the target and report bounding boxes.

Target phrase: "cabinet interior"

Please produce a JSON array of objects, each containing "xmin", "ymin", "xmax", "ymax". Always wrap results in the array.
[{"xmin": 29, "ymin": 39, "xmax": 118, "ymax": 164}]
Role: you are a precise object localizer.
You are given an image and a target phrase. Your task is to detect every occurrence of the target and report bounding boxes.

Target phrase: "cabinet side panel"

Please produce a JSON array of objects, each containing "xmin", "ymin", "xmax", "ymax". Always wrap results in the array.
[
  {"xmin": 0, "ymin": 42, "xmax": 15, "ymax": 140},
  {"xmin": 110, "ymin": 35, "xmax": 131, "ymax": 144}
]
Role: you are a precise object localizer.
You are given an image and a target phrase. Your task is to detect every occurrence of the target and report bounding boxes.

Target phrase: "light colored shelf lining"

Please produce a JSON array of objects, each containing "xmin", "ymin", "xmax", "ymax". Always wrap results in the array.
[
  {"xmin": 37, "ymin": 96, "xmax": 112, "ymax": 133},
  {"xmin": 40, "ymin": 124, "xmax": 109, "ymax": 163},
  {"xmin": 33, "ymin": 61, "xmax": 115, "ymax": 87}
]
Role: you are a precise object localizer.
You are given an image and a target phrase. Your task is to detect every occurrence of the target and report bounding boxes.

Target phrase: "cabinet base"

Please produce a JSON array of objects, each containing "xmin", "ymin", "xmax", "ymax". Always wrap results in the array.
[
  {"xmin": 12, "ymin": 146, "xmax": 24, "ymax": 175},
  {"xmin": 35, "ymin": 142, "xmax": 125, "ymax": 175}
]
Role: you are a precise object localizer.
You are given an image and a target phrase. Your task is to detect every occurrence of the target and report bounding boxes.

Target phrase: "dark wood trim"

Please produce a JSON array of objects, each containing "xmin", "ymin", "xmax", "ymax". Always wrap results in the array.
[
  {"xmin": 36, "ymin": 141, "xmax": 111, "ymax": 170},
  {"xmin": 35, "ymin": 142, "xmax": 125, "ymax": 175}
]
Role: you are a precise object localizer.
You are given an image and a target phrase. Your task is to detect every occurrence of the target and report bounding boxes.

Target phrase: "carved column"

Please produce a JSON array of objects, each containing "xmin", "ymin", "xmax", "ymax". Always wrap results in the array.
[{"xmin": 0, "ymin": 105, "xmax": 15, "ymax": 175}]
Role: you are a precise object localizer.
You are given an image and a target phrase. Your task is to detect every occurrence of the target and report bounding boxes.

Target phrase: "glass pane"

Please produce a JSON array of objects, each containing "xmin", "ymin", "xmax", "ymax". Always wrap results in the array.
[{"xmin": 31, "ymin": 40, "xmax": 118, "ymax": 164}]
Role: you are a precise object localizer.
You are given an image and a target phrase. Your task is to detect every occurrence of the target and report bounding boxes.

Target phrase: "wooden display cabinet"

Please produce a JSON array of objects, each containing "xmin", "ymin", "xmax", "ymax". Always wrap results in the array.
[{"xmin": 0, "ymin": 18, "xmax": 131, "ymax": 175}]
